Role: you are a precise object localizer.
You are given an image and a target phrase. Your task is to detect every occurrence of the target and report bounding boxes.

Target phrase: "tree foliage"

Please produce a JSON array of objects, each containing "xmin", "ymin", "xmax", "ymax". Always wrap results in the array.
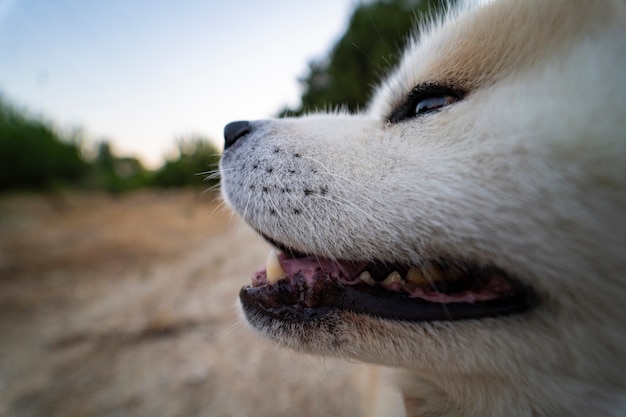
[
  {"xmin": 0, "ymin": 98, "xmax": 87, "ymax": 191},
  {"xmin": 280, "ymin": 0, "xmax": 450, "ymax": 116},
  {"xmin": 89, "ymin": 141, "xmax": 151, "ymax": 193},
  {"xmin": 0, "ymin": 95, "xmax": 220, "ymax": 193},
  {"xmin": 151, "ymin": 136, "xmax": 220, "ymax": 188}
]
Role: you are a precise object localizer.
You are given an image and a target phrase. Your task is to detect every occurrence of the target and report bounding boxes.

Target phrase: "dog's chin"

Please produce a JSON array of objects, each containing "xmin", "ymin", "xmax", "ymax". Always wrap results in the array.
[{"xmin": 238, "ymin": 233, "xmax": 537, "ymax": 335}]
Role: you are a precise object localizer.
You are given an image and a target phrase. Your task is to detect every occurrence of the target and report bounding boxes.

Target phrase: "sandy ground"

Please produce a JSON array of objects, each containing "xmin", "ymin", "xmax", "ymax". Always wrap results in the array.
[{"xmin": 0, "ymin": 190, "xmax": 403, "ymax": 417}]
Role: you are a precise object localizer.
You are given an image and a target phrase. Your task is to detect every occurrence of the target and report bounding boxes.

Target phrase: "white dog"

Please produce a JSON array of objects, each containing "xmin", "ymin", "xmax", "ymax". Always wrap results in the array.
[{"xmin": 219, "ymin": 0, "xmax": 626, "ymax": 415}]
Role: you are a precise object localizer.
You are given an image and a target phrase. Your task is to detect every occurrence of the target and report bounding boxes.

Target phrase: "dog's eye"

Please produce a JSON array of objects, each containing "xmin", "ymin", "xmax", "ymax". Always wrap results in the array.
[
  {"xmin": 415, "ymin": 95, "xmax": 458, "ymax": 115},
  {"xmin": 388, "ymin": 85, "xmax": 463, "ymax": 123}
]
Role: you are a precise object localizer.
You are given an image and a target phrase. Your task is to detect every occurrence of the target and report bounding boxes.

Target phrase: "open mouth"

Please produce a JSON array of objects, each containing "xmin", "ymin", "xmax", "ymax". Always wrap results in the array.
[{"xmin": 240, "ymin": 237, "xmax": 537, "ymax": 322}]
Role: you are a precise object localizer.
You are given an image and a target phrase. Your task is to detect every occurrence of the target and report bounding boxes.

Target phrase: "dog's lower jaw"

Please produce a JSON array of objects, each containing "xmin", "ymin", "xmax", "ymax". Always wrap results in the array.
[{"xmin": 242, "ymin": 302, "xmax": 626, "ymax": 417}]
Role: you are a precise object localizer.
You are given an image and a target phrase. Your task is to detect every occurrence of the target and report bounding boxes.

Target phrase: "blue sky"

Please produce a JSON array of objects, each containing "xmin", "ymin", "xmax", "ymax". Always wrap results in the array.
[{"xmin": 0, "ymin": 0, "xmax": 355, "ymax": 166}]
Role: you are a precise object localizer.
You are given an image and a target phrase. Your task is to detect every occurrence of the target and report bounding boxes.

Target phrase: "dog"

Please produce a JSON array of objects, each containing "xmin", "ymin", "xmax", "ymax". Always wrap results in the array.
[{"xmin": 219, "ymin": 0, "xmax": 626, "ymax": 415}]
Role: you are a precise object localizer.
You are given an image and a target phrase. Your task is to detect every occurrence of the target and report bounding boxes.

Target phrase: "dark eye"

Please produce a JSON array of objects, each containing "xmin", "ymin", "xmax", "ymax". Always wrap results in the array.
[
  {"xmin": 415, "ymin": 95, "xmax": 458, "ymax": 115},
  {"xmin": 388, "ymin": 85, "xmax": 464, "ymax": 123}
]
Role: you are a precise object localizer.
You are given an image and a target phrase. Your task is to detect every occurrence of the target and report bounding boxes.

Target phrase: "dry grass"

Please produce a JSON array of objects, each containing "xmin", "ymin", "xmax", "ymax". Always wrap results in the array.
[{"xmin": 0, "ymin": 190, "xmax": 390, "ymax": 417}]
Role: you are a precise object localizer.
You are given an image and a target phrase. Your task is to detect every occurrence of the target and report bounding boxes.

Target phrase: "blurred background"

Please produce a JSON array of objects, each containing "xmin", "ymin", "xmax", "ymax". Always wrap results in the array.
[{"xmin": 0, "ymin": 1, "xmax": 446, "ymax": 416}]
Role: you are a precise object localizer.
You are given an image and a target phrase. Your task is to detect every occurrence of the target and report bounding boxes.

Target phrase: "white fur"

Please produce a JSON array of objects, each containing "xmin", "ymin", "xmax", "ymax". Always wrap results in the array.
[{"xmin": 220, "ymin": 0, "xmax": 626, "ymax": 415}]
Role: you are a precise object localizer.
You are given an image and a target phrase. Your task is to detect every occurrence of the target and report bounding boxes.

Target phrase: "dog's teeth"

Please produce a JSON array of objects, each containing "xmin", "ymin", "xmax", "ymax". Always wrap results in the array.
[
  {"xmin": 382, "ymin": 271, "xmax": 404, "ymax": 287},
  {"xmin": 266, "ymin": 249, "xmax": 286, "ymax": 283},
  {"xmin": 446, "ymin": 264, "xmax": 466, "ymax": 282},
  {"xmin": 406, "ymin": 266, "xmax": 429, "ymax": 285},
  {"xmin": 423, "ymin": 261, "xmax": 444, "ymax": 282},
  {"xmin": 358, "ymin": 271, "xmax": 376, "ymax": 286}
]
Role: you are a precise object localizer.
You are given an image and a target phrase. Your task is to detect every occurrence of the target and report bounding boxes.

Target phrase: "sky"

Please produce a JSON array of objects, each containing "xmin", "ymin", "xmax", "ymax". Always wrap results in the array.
[{"xmin": 0, "ymin": 0, "xmax": 356, "ymax": 167}]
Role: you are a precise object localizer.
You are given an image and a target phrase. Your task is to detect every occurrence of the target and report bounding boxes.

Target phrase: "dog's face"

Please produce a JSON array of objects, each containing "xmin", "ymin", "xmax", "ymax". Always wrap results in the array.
[{"xmin": 220, "ymin": 0, "xmax": 625, "ymax": 413}]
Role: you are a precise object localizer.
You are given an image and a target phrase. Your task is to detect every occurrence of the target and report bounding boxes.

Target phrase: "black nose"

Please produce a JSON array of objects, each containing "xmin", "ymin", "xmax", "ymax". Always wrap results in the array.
[{"xmin": 224, "ymin": 121, "xmax": 252, "ymax": 149}]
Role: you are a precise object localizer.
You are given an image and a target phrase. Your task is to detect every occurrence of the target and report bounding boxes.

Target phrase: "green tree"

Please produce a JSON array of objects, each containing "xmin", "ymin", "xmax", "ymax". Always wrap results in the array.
[
  {"xmin": 152, "ymin": 135, "xmax": 220, "ymax": 188},
  {"xmin": 280, "ymin": 0, "xmax": 450, "ymax": 116},
  {"xmin": 89, "ymin": 140, "xmax": 151, "ymax": 193},
  {"xmin": 95, "ymin": 141, "xmax": 116, "ymax": 173},
  {"xmin": 0, "ymin": 97, "xmax": 87, "ymax": 191}
]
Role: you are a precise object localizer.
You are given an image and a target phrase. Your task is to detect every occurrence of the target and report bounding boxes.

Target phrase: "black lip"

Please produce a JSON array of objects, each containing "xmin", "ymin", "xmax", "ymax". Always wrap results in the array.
[
  {"xmin": 259, "ymin": 232, "xmax": 309, "ymax": 258},
  {"xmin": 240, "ymin": 271, "xmax": 537, "ymax": 323},
  {"xmin": 248, "ymin": 232, "xmax": 538, "ymax": 322}
]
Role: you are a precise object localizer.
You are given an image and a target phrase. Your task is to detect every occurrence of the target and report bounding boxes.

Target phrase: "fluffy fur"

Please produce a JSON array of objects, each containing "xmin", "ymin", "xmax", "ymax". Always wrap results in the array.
[{"xmin": 220, "ymin": 0, "xmax": 626, "ymax": 415}]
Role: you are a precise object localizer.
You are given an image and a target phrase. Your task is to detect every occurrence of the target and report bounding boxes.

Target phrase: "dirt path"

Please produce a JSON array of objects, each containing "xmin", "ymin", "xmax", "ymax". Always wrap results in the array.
[{"xmin": 0, "ymin": 190, "xmax": 402, "ymax": 417}]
